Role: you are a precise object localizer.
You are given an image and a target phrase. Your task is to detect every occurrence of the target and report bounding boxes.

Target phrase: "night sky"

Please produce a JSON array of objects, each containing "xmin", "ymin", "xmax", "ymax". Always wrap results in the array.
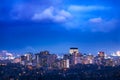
[{"xmin": 0, "ymin": 0, "xmax": 120, "ymax": 55}]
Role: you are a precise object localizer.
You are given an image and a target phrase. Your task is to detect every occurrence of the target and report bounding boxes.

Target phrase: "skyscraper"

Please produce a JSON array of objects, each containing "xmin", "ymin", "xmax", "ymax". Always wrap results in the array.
[{"xmin": 69, "ymin": 48, "xmax": 79, "ymax": 55}]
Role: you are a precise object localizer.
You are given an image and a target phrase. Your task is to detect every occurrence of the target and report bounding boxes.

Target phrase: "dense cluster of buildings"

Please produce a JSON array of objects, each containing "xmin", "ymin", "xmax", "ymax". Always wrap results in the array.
[
  {"xmin": 0, "ymin": 48, "xmax": 120, "ymax": 69},
  {"xmin": 1, "ymin": 48, "xmax": 120, "ymax": 80}
]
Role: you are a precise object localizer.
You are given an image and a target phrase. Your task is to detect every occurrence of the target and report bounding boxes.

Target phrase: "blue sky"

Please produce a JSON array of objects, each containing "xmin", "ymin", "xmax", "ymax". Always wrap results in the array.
[{"xmin": 0, "ymin": 0, "xmax": 120, "ymax": 55}]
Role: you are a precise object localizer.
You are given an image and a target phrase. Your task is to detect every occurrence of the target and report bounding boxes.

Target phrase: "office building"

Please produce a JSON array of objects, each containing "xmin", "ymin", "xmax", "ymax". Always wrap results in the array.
[{"xmin": 69, "ymin": 48, "xmax": 79, "ymax": 55}]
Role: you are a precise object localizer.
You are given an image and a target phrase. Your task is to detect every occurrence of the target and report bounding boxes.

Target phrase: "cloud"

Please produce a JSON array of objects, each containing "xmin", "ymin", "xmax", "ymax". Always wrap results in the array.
[
  {"xmin": 9, "ymin": 0, "xmax": 62, "ymax": 20},
  {"xmin": 54, "ymin": 10, "xmax": 72, "ymax": 22},
  {"xmin": 68, "ymin": 5, "xmax": 110, "ymax": 12},
  {"xmin": 64, "ymin": 16, "xmax": 119, "ymax": 32},
  {"xmin": 1, "ymin": 0, "xmax": 118, "ymax": 33},
  {"xmin": 89, "ymin": 17, "xmax": 102, "ymax": 23},
  {"xmin": 32, "ymin": 6, "xmax": 72, "ymax": 23},
  {"xmin": 0, "ymin": 50, "xmax": 13, "ymax": 57},
  {"xmin": 63, "ymin": 5, "xmax": 117, "ymax": 32},
  {"xmin": 88, "ymin": 18, "xmax": 118, "ymax": 32},
  {"xmin": 8, "ymin": 0, "xmax": 71, "ymax": 22},
  {"xmin": 32, "ymin": 7, "xmax": 54, "ymax": 20}
]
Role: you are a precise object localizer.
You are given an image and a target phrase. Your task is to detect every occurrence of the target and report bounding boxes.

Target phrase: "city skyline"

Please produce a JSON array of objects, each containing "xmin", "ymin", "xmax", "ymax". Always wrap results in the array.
[
  {"xmin": 0, "ymin": 48, "xmax": 120, "ymax": 58},
  {"xmin": 0, "ymin": 0, "xmax": 120, "ymax": 54}
]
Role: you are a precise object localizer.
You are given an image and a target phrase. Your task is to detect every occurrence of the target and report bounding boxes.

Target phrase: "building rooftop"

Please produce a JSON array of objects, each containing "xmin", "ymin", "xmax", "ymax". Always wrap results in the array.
[{"xmin": 70, "ymin": 48, "xmax": 78, "ymax": 49}]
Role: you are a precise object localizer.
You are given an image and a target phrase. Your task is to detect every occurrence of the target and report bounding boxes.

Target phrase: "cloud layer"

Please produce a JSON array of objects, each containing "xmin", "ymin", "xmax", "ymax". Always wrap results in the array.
[
  {"xmin": 0, "ymin": 0, "xmax": 119, "ymax": 32},
  {"xmin": 68, "ymin": 5, "xmax": 109, "ymax": 12},
  {"xmin": 32, "ymin": 6, "xmax": 72, "ymax": 23}
]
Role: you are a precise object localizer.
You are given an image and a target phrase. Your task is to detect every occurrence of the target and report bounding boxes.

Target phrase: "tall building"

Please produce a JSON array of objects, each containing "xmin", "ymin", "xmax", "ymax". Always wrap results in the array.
[
  {"xmin": 69, "ymin": 48, "xmax": 79, "ymax": 55},
  {"xmin": 97, "ymin": 51, "xmax": 105, "ymax": 65},
  {"xmin": 35, "ymin": 51, "xmax": 57, "ymax": 68},
  {"xmin": 35, "ymin": 53, "xmax": 40, "ymax": 67},
  {"xmin": 98, "ymin": 51, "xmax": 105, "ymax": 58},
  {"xmin": 82, "ymin": 54, "xmax": 94, "ymax": 64},
  {"xmin": 13, "ymin": 58, "xmax": 21, "ymax": 63},
  {"xmin": 25, "ymin": 53, "xmax": 33, "ymax": 62},
  {"xmin": 20, "ymin": 55, "xmax": 27, "ymax": 65},
  {"xmin": 60, "ymin": 59, "xmax": 69, "ymax": 69}
]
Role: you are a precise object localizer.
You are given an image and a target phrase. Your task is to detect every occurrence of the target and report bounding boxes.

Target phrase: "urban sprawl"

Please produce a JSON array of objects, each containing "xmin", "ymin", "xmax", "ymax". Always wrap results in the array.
[{"xmin": 0, "ymin": 48, "xmax": 120, "ymax": 80}]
